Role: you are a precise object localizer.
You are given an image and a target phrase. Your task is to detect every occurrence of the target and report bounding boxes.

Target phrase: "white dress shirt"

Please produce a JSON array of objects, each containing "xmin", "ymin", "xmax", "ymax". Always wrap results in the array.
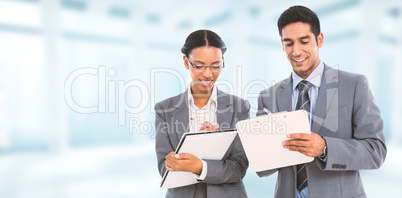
[{"xmin": 187, "ymin": 85, "xmax": 218, "ymax": 180}]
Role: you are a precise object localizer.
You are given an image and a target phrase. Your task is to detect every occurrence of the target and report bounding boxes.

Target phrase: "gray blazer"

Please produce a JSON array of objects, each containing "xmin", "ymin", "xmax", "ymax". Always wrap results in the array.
[
  {"xmin": 155, "ymin": 88, "xmax": 250, "ymax": 198},
  {"xmin": 257, "ymin": 64, "xmax": 387, "ymax": 198}
]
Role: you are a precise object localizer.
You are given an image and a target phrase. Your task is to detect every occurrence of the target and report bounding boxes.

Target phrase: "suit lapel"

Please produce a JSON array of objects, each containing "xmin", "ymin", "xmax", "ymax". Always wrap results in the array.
[
  {"xmin": 216, "ymin": 89, "xmax": 234, "ymax": 130},
  {"xmin": 311, "ymin": 64, "xmax": 340, "ymax": 133},
  {"xmin": 277, "ymin": 75, "xmax": 293, "ymax": 112},
  {"xmin": 171, "ymin": 90, "xmax": 189, "ymax": 141}
]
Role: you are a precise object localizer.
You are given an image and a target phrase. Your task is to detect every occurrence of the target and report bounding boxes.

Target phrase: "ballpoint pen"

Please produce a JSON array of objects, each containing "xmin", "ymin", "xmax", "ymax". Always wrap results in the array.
[{"xmin": 263, "ymin": 108, "xmax": 271, "ymax": 115}]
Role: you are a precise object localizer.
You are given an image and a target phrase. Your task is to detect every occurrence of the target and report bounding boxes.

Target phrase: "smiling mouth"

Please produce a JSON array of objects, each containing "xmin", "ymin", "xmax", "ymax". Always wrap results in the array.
[
  {"xmin": 200, "ymin": 79, "xmax": 213, "ymax": 87},
  {"xmin": 293, "ymin": 57, "xmax": 307, "ymax": 62},
  {"xmin": 292, "ymin": 57, "xmax": 307, "ymax": 65}
]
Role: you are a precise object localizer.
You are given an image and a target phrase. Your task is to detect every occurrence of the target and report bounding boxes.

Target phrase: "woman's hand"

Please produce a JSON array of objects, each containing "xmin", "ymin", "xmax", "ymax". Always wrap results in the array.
[
  {"xmin": 165, "ymin": 152, "xmax": 203, "ymax": 174},
  {"xmin": 199, "ymin": 121, "xmax": 219, "ymax": 132}
]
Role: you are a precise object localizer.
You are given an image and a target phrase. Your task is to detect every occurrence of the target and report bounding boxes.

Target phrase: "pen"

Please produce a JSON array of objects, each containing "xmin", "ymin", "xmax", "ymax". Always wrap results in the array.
[{"xmin": 263, "ymin": 108, "xmax": 271, "ymax": 114}]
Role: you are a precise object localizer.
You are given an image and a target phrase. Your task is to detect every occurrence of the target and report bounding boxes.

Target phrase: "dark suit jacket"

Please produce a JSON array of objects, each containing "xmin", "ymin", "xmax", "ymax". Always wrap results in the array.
[
  {"xmin": 155, "ymin": 88, "xmax": 250, "ymax": 198},
  {"xmin": 257, "ymin": 64, "xmax": 387, "ymax": 198}
]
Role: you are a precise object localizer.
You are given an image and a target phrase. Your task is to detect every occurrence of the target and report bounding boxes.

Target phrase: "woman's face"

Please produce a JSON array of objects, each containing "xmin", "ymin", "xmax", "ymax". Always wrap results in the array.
[{"xmin": 184, "ymin": 46, "xmax": 223, "ymax": 94}]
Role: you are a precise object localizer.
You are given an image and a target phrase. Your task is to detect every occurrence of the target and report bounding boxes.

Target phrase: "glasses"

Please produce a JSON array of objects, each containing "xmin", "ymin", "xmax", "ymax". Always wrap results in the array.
[{"xmin": 186, "ymin": 57, "xmax": 225, "ymax": 71}]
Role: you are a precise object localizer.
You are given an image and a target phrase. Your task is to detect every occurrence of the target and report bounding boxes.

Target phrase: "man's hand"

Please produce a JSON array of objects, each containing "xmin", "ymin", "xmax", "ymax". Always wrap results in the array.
[
  {"xmin": 165, "ymin": 152, "xmax": 203, "ymax": 174},
  {"xmin": 282, "ymin": 132, "xmax": 326, "ymax": 157},
  {"xmin": 199, "ymin": 121, "xmax": 219, "ymax": 132}
]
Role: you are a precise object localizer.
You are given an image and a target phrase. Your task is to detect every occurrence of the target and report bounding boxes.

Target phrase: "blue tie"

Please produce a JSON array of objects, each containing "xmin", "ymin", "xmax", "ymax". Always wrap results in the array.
[{"xmin": 296, "ymin": 80, "xmax": 313, "ymax": 191}]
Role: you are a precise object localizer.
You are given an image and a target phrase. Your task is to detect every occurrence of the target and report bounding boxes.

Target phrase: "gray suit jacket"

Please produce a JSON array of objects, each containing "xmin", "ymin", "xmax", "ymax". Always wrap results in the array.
[
  {"xmin": 257, "ymin": 64, "xmax": 387, "ymax": 198},
  {"xmin": 155, "ymin": 88, "xmax": 250, "ymax": 198}
]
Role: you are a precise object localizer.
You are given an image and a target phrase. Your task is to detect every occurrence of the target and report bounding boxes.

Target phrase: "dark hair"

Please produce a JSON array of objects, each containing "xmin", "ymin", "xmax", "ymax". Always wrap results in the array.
[
  {"xmin": 181, "ymin": 29, "xmax": 227, "ymax": 57},
  {"xmin": 277, "ymin": 5, "xmax": 321, "ymax": 40}
]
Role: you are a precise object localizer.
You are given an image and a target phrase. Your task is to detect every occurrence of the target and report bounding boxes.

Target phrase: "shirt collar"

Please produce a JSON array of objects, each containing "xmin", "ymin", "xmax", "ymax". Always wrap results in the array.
[
  {"xmin": 187, "ymin": 84, "xmax": 218, "ymax": 111},
  {"xmin": 292, "ymin": 61, "xmax": 324, "ymax": 91}
]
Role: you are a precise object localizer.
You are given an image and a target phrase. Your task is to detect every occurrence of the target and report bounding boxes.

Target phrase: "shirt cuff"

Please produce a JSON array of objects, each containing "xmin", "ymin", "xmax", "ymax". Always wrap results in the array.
[
  {"xmin": 195, "ymin": 160, "xmax": 208, "ymax": 181},
  {"xmin": 318, "ymin": 155, "xmax": 328, "ymax": 163}
]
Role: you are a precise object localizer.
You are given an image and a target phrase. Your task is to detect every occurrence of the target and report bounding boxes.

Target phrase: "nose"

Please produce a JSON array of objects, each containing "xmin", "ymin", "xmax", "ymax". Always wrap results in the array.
[
  {"xmin": 202, "ymin": 66, "xmax": 213, "ymax": 78},
  {"xmin": 292, "ymin": 43, "xmax": 302, "ymax": 57}
]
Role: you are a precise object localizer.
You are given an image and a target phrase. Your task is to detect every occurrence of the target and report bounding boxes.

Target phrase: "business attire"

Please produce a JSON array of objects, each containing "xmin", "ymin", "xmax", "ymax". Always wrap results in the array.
[
  {"xmin": 257, "ymin": 62, "xmax": 387, "ymax": 198},
  {"xmin": 155, "ymin": 87, "xmax": 250, "ymax": 198}
]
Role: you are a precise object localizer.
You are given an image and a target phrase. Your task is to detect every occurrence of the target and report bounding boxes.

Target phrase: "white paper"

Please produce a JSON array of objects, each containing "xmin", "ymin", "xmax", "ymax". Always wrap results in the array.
[
  {"xmin": 161, "ymin": 130, "xmax": 237, "ymax": 189},
  {"xmin": 236, "ymin": 110, "xmax": 314, "ymax": 172}
]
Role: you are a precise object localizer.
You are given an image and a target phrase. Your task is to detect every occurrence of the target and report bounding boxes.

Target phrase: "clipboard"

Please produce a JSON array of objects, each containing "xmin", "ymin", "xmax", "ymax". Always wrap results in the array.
[
  {"xmin": 160, "ymin": 129, "xmax": 237, "ymax": 189},
  {"xmin": 235, "ymin": 110, "xmax": 314, "ymax": 173}
]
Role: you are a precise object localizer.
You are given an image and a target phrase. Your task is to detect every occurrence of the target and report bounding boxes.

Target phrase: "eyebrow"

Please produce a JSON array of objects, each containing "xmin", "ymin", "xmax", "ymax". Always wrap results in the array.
[
  {"xmin": 283, "ymin": 35, "xmax": 311, "ymax": 42},
  {"xmin": 192, "ymin": 60, "xmax": 222, "ymax": 64},
  {"xmin": 299, "ymin": 35, "xmax": 311, "ymax": 40}
]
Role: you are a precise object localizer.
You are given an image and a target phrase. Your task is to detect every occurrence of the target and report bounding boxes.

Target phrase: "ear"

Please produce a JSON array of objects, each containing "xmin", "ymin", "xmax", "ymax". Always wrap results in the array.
[
  {"xmin": 317, "ymin": 32, "xmax": 323, "ymax": 48},
  {"xmin": 183, "ymin": 56, "xmax": 189, "ymax": 70}
]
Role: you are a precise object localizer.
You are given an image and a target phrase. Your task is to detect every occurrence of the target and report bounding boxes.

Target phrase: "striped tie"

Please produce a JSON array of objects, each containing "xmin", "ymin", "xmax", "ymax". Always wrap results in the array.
[{"xmin": 296, "ymin": 80, "xmax": 313, "ymax": 191}]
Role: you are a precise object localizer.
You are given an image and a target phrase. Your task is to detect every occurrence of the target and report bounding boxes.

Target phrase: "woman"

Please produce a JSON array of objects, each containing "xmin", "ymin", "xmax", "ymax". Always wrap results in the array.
[{"xmin": 155, "ymin": 30, "xmax": 250, "ymax": 198}]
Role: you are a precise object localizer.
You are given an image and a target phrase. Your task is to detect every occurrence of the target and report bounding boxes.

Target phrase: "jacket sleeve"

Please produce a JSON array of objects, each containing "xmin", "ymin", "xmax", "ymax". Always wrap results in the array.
[
  {"xmin": 155, "ymin": 103, "xmax": 175, "ymax": 177},
  {"xmin": 316, "ymin": 75, "xmax": 387, "ymax": 171},
  {"xmin": 201, "ymin": 100, "xmax": 250, "ymax": 184}
]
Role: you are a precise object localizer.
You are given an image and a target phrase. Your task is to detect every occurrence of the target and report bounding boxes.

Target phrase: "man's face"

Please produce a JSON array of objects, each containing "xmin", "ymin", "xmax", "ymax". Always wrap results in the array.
[{"xmin": 281, "ymin": 22, "xmax": 323, "ymax": 79}]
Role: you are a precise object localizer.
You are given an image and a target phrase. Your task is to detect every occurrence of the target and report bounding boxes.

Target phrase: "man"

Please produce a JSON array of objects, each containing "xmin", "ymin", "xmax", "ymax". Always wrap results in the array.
[{"xmin": 257, "ymin": 5, "xmax": 387, "ymax": 198}]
